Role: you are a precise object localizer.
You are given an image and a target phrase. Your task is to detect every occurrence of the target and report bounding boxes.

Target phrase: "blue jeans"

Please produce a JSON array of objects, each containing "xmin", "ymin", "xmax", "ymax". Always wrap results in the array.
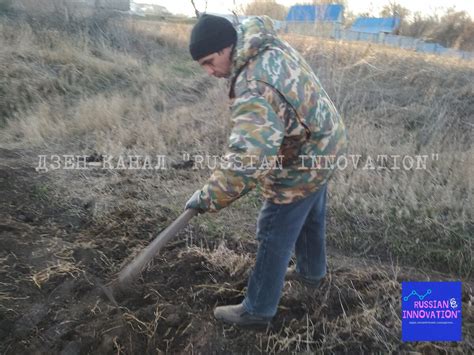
[{"xmin": 242, "ymin": 184, "xmax": 327, "ymax": 318}]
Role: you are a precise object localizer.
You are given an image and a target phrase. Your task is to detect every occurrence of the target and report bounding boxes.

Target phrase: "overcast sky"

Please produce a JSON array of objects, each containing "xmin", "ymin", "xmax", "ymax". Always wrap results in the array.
[{"xmin": 135, "ymin": 0, "xmax": 474, "ymax": 18}]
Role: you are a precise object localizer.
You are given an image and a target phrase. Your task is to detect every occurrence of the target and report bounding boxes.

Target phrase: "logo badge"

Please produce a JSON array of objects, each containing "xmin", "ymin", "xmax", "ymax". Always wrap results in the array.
[{"xmin": 402, "ymin": 281, "xmax": 462, "ymax": 341}]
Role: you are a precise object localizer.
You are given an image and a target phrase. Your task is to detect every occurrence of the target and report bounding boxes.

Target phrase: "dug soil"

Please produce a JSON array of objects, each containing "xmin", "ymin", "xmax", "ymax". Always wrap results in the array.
[{"xmin": 0, "ymin": 148, "xmax": 472, "ymax": 354}]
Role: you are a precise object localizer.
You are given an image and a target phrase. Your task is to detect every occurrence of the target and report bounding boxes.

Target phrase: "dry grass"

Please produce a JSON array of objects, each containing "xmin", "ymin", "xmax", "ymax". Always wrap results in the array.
[
  {"xmin": 0, "ymin": 14, "xmax": 472, "ymax": 352},
  {"xmin": 128, "ymin": 20, "xmax": 192, "ymax": 49},
  {"xmin": 32, "ymin": 260, "xmax": 83, "ymax": 288},
  {"xmin": 196, "ymin": 243, "xmax": 253, "ymax": 277},
  {"xmin": 0, "ymin": 14, "xmax": 471, "ymax": 277},
  {"xmin": 285, "ymin": 34, "xmax": 473, "ymax": 277},
  {"xmin": 144, "ymin": 245, "xmax": 472, "ymax": 353}
]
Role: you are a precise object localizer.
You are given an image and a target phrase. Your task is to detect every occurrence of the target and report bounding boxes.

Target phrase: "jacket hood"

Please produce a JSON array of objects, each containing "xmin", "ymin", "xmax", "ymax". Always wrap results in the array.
[{"xmin": 231, "ymin": 16, "xmax": 277, "ymax": 77}]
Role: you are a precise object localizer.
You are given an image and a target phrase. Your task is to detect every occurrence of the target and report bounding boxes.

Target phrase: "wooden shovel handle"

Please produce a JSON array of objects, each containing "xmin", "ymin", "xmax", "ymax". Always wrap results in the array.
[{"xmin": 117, "ymin": 208, "xmax": 198, "ymax": 286}]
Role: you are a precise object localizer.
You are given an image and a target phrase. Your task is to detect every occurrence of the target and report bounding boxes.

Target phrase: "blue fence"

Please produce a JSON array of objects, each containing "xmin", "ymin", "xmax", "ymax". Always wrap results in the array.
[{"xmin": 281, "ymin": 22, "xmax": 473, "ymax": 61}]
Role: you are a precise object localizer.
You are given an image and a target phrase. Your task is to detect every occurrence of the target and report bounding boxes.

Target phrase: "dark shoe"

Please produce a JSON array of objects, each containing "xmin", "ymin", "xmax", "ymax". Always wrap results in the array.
[
  {"xmin": 214, "ymin": 303, "xmax": 271, "ymax": 326},
  {"xmin": 286, "ymin": 267, "xmax": 322, "ymax": 288}
]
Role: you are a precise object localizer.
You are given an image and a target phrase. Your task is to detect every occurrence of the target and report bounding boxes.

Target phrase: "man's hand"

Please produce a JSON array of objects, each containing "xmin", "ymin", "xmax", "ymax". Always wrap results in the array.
[{"xmin": 185, "ymin": 190, "xmax": 206, "ymax": 214}]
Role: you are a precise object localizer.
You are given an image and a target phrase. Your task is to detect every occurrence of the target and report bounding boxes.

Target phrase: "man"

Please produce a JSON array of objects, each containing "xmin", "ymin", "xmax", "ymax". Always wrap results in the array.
[{"xmin": 186, "ymin": 14, "xmax": 347, "ymax": 326}]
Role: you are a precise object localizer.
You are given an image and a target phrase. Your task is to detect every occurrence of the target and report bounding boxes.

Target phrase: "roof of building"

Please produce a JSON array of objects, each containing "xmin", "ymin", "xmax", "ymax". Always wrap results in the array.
[{"xmin": 286, "ymin": 4, "xmax": 344, "ymax": 22}]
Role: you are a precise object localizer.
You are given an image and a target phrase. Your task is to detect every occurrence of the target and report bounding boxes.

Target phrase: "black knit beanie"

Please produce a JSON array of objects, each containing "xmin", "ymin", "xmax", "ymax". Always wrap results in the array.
[{"xmin": 189, "ymin": 14, "xmax": 237, "ymax": 61}]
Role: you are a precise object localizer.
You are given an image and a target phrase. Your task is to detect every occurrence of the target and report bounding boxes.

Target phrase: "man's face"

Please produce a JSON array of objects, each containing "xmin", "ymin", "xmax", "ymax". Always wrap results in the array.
[{"xmin": 197, "ymin": 46, "xmax": 233, "ymax": 78}]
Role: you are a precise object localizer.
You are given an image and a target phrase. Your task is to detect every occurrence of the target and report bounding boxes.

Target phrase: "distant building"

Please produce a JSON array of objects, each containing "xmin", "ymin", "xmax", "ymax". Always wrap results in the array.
[
  {"xmin": 350, "ymin": 17, "xmax": 401, "ymax": 34},
  {"xmin": 286, "ymin": 4, "xmax": 344, "ymax": 23},
  {"xmin": 285, "ymin": 4, "xmax": 344, "ymax": 36}
]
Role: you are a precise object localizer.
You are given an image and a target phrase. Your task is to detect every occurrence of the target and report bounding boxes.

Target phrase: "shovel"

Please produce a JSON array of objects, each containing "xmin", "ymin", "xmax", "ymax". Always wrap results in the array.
[{"xmin": 99, "ymin": 208, "xmax": 198, "ymax": 304}]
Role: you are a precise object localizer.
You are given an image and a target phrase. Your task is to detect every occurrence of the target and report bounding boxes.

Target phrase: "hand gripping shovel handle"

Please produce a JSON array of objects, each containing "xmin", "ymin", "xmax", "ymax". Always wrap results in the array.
[{"xmin": 117, "ymin": 208, "xmax": 198, "ymax": 287}]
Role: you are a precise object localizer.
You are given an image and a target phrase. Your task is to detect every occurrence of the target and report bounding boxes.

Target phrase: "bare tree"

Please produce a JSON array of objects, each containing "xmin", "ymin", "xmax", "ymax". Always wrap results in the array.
[
  {"xmin": 244, "ymin": 0, "xmax": 287, "ymax": 21},
  {"xmin": 401, "ymin": 7, "xmax": 474, "ymax": 50}
]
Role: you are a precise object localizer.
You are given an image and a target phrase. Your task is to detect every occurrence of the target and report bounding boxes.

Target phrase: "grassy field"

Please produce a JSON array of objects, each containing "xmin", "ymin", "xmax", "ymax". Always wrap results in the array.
[{"xmin": 0, "ymin": 11, "xmax": 472, "ymax": 353}]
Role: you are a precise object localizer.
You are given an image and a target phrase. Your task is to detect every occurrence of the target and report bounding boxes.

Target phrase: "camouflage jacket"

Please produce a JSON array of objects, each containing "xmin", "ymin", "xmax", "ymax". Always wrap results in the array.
[{"xmin": 196, "ymin": 16, "xmax": 347, "ymax": 212}]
